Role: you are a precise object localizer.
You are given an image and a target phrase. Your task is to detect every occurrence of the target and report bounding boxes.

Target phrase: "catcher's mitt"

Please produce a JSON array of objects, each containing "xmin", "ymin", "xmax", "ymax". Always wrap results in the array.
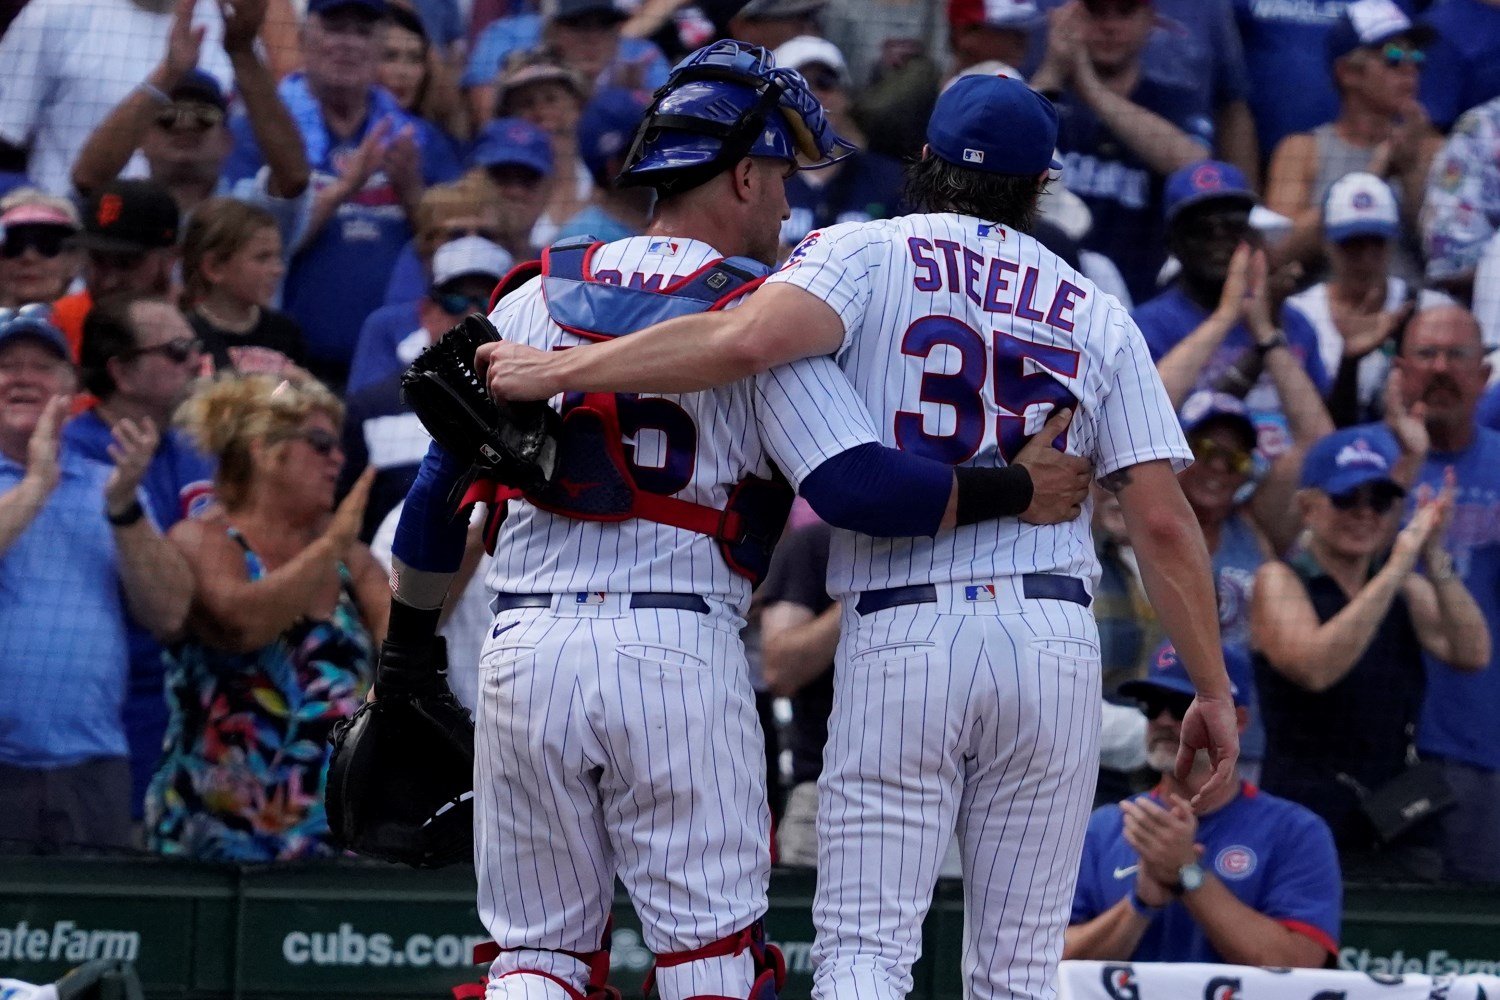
[
  {"xmin": 327, "ymin": 637, "xmax": 475, "ymax": 868},
  {"xmin": 401, "ymin": 313, "xmax": 562, "ymax": 492}
]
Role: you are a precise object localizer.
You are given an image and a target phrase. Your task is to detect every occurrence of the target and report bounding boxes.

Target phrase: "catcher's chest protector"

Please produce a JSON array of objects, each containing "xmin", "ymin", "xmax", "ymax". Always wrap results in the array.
[{"xmin": 472, "ymin": 238, "xmax": 793, "ymax": 586}]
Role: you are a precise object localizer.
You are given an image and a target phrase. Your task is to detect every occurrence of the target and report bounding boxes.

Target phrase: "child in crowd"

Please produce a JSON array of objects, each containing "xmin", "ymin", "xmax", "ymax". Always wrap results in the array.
[{"xmin": 180, "ymin": 197, "xmax": 307, "ymax": 378}]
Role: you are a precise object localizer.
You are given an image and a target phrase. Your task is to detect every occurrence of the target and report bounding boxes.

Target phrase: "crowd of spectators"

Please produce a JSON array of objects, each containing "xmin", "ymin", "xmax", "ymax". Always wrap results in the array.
[{"xmin": 2, "ymin": 0, "xmax": 1500, "ymax": 970}]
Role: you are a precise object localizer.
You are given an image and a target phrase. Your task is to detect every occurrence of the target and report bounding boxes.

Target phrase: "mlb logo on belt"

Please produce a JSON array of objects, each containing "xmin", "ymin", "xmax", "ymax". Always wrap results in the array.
[
  {"xmin": 647, "ymin": 239, "xmax": 680, "ymax": 256},
  {"xmin": 963, "ymin": 148, "xmax": 985, "ymax": 164},
  {"xmin": 575, "ymin": 592, "xmax": 607, "ymax": 605},
  {"xmin": 965, "ymin": 585, "xmax": 997, "ymax": 602}
]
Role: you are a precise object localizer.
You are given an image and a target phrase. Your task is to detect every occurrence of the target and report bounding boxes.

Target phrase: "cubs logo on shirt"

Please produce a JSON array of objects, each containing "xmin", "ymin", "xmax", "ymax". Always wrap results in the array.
[{"xmin": 1215, "ymin": 845, "xmax": 1258, "ymax": 880}]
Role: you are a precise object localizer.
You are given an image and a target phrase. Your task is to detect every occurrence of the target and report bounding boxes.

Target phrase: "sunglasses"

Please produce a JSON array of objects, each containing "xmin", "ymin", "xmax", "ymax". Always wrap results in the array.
[
  {"xmin": 290, "ymin": 426, "xmax": 342, "ymax": 458},
  {"xmin": 1328, "ymin": 483, "xmax": 1402, "ymax": 514},
  {"xmin": 1189, "ymin": 435, "xmax": 1255, "ymax": 476},
  {"xmin": 801, "ymin": 66, "xmax": 843, "ymax": 91},
  {"xmin": 1139, "ymin": 694, "xmax": 1192, "ymax": 722},
  {"xmin": 431, "ymin": 290, "xmax": 490, "ymax": 315},
  {"xmin": 154, "ymin": 103, "xmax": 226, "ymax": 132},
  {"xmin": 127, "ymin": 336, "xmax": 202, "ymax": 364},
  {"xmin": 1380, "ymin": 44, "xmax": 1426, "ymax": 68},
  {"xmin": 440, "ymin": 226, "xmax": 504, "ymax": 243},
  {"xmin": 1, "ymin": 224, "xmax": 75, "ymax": 259}
]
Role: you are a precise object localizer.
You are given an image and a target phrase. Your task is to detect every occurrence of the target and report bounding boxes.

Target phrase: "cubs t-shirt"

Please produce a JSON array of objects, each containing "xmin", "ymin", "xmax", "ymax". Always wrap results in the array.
[{"xmin": 1070, "ymin": 783, "xmax": 1342, "ymax": 963}]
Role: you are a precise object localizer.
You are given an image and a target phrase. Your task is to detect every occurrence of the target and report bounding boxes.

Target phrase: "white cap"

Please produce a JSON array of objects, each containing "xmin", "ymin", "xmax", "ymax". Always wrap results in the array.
[
  {"xmin": 773, "ymin": 35, "xmax": 849, "ymax": 84},
  {"xmin": 979, "ymin": 0, "xmax": 1040, "ymax": 26},
  {"xmin": 432, "ymin": 236, "xmax": 512, "ymax": 287},
  {"xmin": 943, "ymin": 59, "xmax": 1026, "ymax": 92},
  {"xmin": 1323, "ymin": 172, "xmax": 1399, "ymax": 243}
]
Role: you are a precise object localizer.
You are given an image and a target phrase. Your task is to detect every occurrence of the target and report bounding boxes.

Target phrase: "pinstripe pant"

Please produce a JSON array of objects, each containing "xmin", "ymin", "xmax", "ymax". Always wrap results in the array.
[
  {"xmin": 474, "ymin": 595, "xmax": 769, "ymax": 1000},
  {"xmin": 812, "ymin": 587, "xmax": 1102, "ymax": 1000}
]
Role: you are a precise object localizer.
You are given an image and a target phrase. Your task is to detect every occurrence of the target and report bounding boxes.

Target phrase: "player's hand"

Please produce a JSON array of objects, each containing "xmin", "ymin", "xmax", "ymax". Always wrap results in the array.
[
  {"xmin": 104, "ymin": 417, "xmax": 160, "ymax": 517},
  {"xmin": 1176, "ymin": 694, "xmax": 1238, "ymax": 807},
  {"xmin": 477, "ymin": 341, "xmax": 560, "ymax": 402},
  {"xmin": 1012, "ymin": 407, "xmax": 1091, "ymax": 525}
]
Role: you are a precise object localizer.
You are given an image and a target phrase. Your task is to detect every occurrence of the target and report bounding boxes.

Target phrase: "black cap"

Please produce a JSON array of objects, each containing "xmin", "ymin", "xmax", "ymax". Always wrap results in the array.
[
  {"xmin": 549, "ymin": 0, "xmax": 628, "ymax": 24},
  {"xmin": 78, "ymin": 180, "xmax": 180, "ymax": 254},
  {"xmin": 169, "ymin": 69, "xmax": 228, "ymax": 112}
]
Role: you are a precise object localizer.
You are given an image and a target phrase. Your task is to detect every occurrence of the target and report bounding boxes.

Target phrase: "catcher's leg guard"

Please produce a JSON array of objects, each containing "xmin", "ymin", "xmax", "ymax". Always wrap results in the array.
[
  {"xmin": 643, "ymin": 921, "xmax": 786, "ymax": 1000},
  {"xmin": 459, "ymin": 922, "xmax": 621, "ymax": 1000}
]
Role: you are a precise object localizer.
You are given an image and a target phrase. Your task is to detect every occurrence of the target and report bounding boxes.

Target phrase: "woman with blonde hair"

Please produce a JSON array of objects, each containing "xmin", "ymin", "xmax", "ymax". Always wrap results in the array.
[
  {"xmin": 180, "ymin": 198, "xmax": 306, "ymax": 378},
  {"xmin": 148, "ymin": 374, "xmax": 383, "ymax": 861}
]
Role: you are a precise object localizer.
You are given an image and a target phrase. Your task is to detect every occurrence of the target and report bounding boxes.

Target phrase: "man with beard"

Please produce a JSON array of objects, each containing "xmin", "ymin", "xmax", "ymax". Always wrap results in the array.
[
  {"xmin": 1377, "ymin": 304, "xmax": 1500, "ymax": 884},
  {"xmin": 1065, "ymin": 640, "xmax": 1341, "ymax": 966},
  {"xmin": 66, "ymin": 293, "xmax": 212, "ymax": 823}
]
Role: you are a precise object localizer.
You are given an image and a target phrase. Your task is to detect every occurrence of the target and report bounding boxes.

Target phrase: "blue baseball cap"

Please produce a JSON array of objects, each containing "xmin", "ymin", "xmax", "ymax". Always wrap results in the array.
[
  {"xmin": 1163, "ymin": 160, "xmax": 1257, "ymax": 225},
  {"xmin": 577, "ymin": 86, "xmax": 647, "ymax": 186},
  {"xmin": 170, "ymin": 69, "xmax": 228, "ymax": 111},
  {"xmin": 470, "ymin": 118, "xmax": 554, "ymax": 178},
  {"xmin": 927, "ymin": 74, "xmax": 1061, "ymax": 175},
  {"xmin": 1119, "ymin": 640, "xmax": 1251, "ymax": 708},
  {"xmin": 1327, "ymin": 0, "xmax": 1434, "ymax": 63},
  {"xmin": 308, "ymin": 0, "xmax": 388, "ymax": 18},
  {"xmin": 1179, "ymin": 390, "xmax": 1257, "ymax": 452},
  {"xmin": 1299, "ymin": 426, "xmax": 1405, "ymax": 497},
  {"xmin": 0, "ymin": 305, "xmax": 70, "ymax": 360}
]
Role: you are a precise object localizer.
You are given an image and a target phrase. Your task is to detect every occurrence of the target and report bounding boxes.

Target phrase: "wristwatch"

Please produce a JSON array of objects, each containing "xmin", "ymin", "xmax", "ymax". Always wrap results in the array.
[
  {"xmin": 1172, "ymin": 861, "xmax": 1206, "ymax": 896},
  {"xmin": 1254, "ymin": 332, "xmax": 1289, "ymax": 358}
]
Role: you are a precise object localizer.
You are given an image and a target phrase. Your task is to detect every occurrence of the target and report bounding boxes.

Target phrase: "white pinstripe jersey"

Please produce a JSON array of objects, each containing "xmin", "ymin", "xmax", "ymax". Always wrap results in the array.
[
  {"xmin": 766, "ymin": 213, "xmax": 1193, "ymax": 598},
  {"xmin": 483, "ymin": 236, "xmax": 882, "ymax": 614}
]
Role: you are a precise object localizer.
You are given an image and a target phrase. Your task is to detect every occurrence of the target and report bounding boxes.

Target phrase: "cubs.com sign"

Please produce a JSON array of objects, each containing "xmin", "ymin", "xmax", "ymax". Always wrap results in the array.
[{"xmin": 1059, "ymin": 961, "xmax": 1500, "ymax": 999}]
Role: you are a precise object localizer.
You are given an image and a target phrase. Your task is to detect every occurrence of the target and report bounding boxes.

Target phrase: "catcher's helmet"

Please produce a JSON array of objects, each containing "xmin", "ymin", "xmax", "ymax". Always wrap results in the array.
[{"xmin": 617, "ymin": 39, "xmax": 855, "ymax": 196}]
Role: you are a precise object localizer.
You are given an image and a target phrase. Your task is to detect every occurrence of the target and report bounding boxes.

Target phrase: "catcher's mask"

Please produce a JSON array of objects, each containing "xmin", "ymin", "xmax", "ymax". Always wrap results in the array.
[{"xmin": 616, "ymin": 39, "xmax": 855, "ymax": 196}]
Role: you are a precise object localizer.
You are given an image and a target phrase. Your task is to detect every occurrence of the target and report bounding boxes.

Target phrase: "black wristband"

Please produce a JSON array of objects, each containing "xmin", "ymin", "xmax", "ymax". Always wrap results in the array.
[
  {"xmin": 386, "ymin": 600, "xmax": 443, "ymax": 649},
  {"xmin": 954, "ymin": 465, "xmax": 1033, "ymax": 525},
  {"xmin": 106, "ymin": 499, "xmax": 144, "ymax": 527}
]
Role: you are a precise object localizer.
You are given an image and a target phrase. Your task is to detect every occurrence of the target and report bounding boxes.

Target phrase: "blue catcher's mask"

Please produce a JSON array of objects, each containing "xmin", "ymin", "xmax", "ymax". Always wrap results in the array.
[{"xmin": 617, "ymin": 40, "xmax": 856, "ymax": 195}]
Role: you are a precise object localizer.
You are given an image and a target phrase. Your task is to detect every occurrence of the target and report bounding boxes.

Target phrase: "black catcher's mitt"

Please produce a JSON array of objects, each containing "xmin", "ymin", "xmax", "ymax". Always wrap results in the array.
[
  {"xmin": 327, "ymin": 637, "xmax": 475, "ymax": 868},
  {"xmin": 400, "ymin": 313, "xmax": 561, "ymax": 492}
]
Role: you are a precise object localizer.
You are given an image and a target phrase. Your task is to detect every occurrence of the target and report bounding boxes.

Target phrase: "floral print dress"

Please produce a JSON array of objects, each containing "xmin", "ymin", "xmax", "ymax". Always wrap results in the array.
[{"xmin": 147, "ymin": 528, "xmax": 373, "ymax": 861}]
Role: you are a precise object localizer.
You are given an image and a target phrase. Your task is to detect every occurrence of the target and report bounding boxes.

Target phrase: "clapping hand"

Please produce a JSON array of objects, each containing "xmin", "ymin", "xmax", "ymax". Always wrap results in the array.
[{"xmin": 104, "ymin": 418, "xmax": 160, "ymax": 519}]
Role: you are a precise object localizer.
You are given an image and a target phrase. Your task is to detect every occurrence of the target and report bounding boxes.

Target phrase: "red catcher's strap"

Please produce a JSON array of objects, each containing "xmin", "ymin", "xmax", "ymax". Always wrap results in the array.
[
  {"xmin": 460, "ymin": 478, "xmax": 521, "ymax": 510},
  {"xmin": 451, "ymin": 983, "xmax": 485, "ymax": 1000}
]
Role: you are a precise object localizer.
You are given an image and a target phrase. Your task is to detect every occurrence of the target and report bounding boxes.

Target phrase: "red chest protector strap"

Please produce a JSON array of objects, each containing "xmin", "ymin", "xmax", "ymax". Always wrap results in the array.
[{"xmin": 464, "ymin": 240, "xmax": 790, "ymax": 585}]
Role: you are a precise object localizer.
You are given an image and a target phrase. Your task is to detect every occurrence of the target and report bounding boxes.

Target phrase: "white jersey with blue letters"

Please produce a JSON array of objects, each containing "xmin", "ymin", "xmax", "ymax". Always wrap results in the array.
[
  {"xmin": 473, "ymin": 235, "xmax": 881, "ymax": 1000},
  {"xmin": 764, "ymin": 213, "xmax": 1191, "ymax": 1000}
]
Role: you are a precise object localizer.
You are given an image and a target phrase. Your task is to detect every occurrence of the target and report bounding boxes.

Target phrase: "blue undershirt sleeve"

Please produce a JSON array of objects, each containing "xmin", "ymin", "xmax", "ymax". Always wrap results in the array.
[
  {"xmin": 391, "ymin": 442, "xmax": 471, "ymax": 575},
  {"xmin": 798, "ymin": 442, "xmax": 951, "ymax": 537}
]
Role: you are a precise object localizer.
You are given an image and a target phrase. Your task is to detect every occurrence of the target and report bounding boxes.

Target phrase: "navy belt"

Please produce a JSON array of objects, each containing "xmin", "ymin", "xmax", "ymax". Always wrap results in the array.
[
  {"xmin": 492, "ymin": 592, "xmax": 711, "ymax": 614},
  {"xmin": 854, "ymin": 574, "xmax": 1091, "ymax": 616}
]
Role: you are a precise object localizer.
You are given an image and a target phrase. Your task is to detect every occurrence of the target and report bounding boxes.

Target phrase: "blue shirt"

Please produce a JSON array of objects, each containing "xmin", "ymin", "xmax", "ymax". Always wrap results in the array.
[
  {"xmin": 1053, "ymin": 79, "xmax": 1215, "ymax": 304},
  {"xmin": 556, "ymin": 204, "xmax": 641, "ymax": 245},
  {"xmin": 1134, "ymin": 285, "xmax": 1330, "ymax": 458},
  {"xmin": 61, "ymin": 411, "xmax": 214, "ymax": 811},
  {"xmin": 384, "ymin": 239, "xmax": 427, "ymax": 307},
  {"xmin": 1214, "ymin": 512, "xmax": 1265, "ymax": 762},
  {"xmin": 1369, "ymin": 423, "xmax": 1500, "ymax": 770},
  {"xmin": 1071, "ymin": 784, "xmax": 1342, "ymax": 962},
  {"xmin": 0, "ymin": 448, "xmax": 129, "ymax": 768},
  {"xmin": 461, "ymin": 13, "xmax": 669, "ymax": 92},
  {"xmin": 1420, "ymin": 0, "xmax": 1500, "ymax": 131},
  {"xmin": 780, "ymin": 150, "xmax": 906, "ymax": 249},
  {"xmin": 346, "ymin": 300, "xmax": 423, "ymax": 396},
  {"xmin": 1233, "ymin": 0, "xmax": 1416, "ymax": 153},
  {"xmin": 223, "ymin": 76, "xmax": 461, "ymax": 381}
]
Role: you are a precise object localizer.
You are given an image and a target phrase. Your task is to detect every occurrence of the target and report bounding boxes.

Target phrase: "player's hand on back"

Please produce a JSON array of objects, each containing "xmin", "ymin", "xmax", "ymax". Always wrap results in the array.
[
  {"xmin": 1012, "ymin": 407, "xmax": 1092, "ymax": 525},
  {"xmin": 477, "ymin": 341, "xmax": 558, "ymax": 402}
]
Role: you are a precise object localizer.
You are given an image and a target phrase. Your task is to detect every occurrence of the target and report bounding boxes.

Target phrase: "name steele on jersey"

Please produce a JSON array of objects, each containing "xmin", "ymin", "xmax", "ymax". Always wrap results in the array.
[{"xmin": 907, "ymin": 236, "xmax": 1090, "ymax": 333}]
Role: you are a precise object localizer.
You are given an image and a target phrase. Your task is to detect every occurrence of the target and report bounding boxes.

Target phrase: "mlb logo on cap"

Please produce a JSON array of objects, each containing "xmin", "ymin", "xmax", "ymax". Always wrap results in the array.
[{"xmin": 963, "ymin": 148, "xmax": 985, "ymax": 164}]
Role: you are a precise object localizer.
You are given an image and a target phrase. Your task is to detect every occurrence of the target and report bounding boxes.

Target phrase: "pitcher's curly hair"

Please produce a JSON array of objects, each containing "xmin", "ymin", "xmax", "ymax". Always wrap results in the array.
[{"xmin": 176, "ymin": 374, "xmax": 343, "ymax": 509}]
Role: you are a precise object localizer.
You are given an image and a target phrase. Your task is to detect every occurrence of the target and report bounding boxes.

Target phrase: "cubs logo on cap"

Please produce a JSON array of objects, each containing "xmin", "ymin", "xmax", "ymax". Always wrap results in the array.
[
  {"xmin": 1300, "ymin": 426, "xmax": 1405, "ymax": 497},
  {"xmin": 1163, "ymin": 160, "xmax": 1257, "ymax": 225},
  {"xmin": 1323, "ymin": 171, "xmax": 1398, "ymax": 243}
]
